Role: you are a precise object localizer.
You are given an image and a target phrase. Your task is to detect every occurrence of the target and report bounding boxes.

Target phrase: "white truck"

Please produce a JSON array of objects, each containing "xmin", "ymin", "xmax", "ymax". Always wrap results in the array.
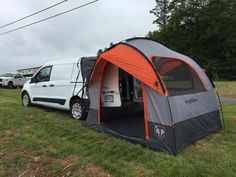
[{"xmin": 0, "ymin": 73, "xmax": 30, "ymax": 89}]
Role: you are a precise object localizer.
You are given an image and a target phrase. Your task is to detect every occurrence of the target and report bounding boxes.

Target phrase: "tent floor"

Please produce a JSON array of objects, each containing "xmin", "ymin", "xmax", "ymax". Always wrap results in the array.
[{"xmin": 102, "ymin": 111, "xmax": 145, "ymax": 139}]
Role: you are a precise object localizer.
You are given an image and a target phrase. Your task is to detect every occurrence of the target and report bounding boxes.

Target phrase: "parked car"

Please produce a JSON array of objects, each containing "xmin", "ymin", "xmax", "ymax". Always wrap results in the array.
[
  {"xmin": 0, "ymin": 73, "xmax": 30, "ymax": 88},
  {"xmin": 21, "ymin": 57, "xmax": 96, "ymax": 120}
]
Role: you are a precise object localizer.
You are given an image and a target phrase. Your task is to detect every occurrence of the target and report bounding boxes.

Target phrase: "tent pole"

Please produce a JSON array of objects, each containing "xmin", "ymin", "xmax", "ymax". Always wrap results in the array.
[
  {"xmin": 216, "ymin": 90, "xmax": 225, "ymax": 129},
  {"xmin": 141, "ymin": 83, "xmax": 150, "ymax": 141},
  {"xmin": 167, "ymin": 95, "xmax": 177, "ymax": 156}
]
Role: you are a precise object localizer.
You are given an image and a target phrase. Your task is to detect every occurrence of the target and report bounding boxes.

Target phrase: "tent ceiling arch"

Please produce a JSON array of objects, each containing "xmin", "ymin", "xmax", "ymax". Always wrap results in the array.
[{"xmin": 89, "ymin": 43, "xmax": 166, "ymax": 95}]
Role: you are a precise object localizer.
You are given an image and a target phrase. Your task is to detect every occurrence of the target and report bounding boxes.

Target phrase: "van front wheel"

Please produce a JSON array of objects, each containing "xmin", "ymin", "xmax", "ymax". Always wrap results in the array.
[
  {"xmin": 70, "ymin": 99, "xmax": 85, "ymax": 120},
  {"xmin": 22, "ymin": 92, "xmax": 31, "ymax": 107}
]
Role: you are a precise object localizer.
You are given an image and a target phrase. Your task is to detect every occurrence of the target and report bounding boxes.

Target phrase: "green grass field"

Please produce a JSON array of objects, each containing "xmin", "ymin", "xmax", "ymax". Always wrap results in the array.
[
  {"xmin": 215, "ymin": 81, "xmax": 236, "ymax": 98},
  {"xmin": 0, "ymin": 88, "xmax": 236, "ymax": 177}
]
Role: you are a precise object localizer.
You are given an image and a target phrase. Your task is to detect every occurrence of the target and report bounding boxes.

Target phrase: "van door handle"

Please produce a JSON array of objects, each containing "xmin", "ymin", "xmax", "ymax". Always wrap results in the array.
[
  {"xmin": 43, "ymin": 85, "xmax": 47, "ymax": 87},
  {"xmin": 50, "ymin": 84, "xmax": 54, "ymax": 87}
]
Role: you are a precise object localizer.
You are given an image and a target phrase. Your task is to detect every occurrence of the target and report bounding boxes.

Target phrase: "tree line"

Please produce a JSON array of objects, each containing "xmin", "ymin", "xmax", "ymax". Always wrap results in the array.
[{"xmin": 148, "ymin": 0, "xmax": 236, "ymax": 80}]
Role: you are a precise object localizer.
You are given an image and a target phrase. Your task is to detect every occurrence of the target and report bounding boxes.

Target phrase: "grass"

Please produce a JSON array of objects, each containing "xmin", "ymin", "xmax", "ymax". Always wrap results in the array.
[
  {"xmin": 0, "ymin": 88, "xmax": 236, "ymax": 177},
  {"xmin": 215, "ymin": 81, "xmax": 236, "ymax": 98}
]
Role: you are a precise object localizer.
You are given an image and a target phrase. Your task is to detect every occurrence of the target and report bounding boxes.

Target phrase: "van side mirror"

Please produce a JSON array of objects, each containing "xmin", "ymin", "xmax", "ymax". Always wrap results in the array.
[{"xmin": 30, "ymin": 77, "xmax": 37, "ymax": 83}]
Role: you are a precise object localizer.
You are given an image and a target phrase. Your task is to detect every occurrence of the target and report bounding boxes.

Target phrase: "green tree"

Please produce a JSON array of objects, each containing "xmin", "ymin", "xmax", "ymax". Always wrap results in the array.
[
  {"xmin": 97, "ymin": 49, "xmax": 103, "ymax": 55},
  {"xmin": 150, "ymin": 0, "xmax": 171, "ymax": 28},
  {"xmin": 148, "ymin": 0, "xmax": 236, "ymax": 80},
  {"xmin": 97, "ymin": 42, "xmax": 114, "ymax": 56}
]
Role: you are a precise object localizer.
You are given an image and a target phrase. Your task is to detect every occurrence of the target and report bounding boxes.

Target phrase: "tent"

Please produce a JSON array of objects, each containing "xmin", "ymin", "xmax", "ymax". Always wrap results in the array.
[{"xmin": 86, "ymin": 38, "xmax": 222, "ymax": 154}]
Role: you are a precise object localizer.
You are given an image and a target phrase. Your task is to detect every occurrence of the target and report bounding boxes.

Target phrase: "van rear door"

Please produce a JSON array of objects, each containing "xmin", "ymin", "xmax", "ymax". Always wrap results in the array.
[{"xmin": 101, "ymin": 63, "xmax": 121, "ymax": 107}]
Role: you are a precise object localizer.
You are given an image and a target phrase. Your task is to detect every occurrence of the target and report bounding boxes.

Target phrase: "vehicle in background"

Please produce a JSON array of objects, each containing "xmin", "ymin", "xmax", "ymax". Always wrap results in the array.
[
  {"xmin": 21, "ymin": 57, "xmax": 96, "ymax": 120},
  {"xmin": 0, "ymin": 73, "xmax": 30, "ymax": 89}
]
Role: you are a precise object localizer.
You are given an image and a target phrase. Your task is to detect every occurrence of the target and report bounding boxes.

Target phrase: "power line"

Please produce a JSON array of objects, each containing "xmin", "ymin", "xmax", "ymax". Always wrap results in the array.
[
  {"xmin": 0, "ymin": 0, "xmax": 68, "ymax": 29},
  {"xmin": 0, "ymin": 0, "xmax": 99, "ymax": 36}
]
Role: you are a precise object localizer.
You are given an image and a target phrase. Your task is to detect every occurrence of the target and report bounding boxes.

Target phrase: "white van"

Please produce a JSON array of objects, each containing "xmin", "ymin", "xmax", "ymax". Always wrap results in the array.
[{"xmin": 21, "ymin": 57, "xmax": 96, "ymax": 120}]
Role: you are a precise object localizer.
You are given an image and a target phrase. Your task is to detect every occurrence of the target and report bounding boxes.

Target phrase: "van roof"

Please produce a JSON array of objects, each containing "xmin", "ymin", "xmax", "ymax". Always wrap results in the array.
[{"xmin": 44, "ymin": 58, "xmax": 80, "ymax": 66}]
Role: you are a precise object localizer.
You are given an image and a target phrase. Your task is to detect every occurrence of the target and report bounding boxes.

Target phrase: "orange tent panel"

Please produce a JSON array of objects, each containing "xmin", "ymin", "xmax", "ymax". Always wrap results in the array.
[{"xmin": 90, "ymin": 44, "xmax": 165, "ymax": 95}]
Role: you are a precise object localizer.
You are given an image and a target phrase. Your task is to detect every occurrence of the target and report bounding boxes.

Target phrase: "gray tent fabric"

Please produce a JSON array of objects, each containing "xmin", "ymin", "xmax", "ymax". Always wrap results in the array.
[
  {"xmin": 125, "ymin": 38, "xmax": 213, "ymax": 91},
  {"xmin": 168, "ymin": 91, "xmax": 219, "ymax": 123},
  {"xmin": 86, "ymin": 37, "xmax": 222, "ymax": 155},
  {"xmin": 144, "ymin": 85, "xmax": 172, "ymax": 125},
  {"xmin": 86, "ymin": 82, "xmax": 99, "ymax": 127}
]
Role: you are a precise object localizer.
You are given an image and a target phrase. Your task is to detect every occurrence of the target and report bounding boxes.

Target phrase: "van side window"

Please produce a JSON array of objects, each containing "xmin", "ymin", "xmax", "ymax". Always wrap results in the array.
[
  {"xmin": 50, "ymin": 64, "xmax": 73, "ymax": 81},
  {"xmin": 36, "ymin": 66, "xmax": 52, "ymax": 82}
]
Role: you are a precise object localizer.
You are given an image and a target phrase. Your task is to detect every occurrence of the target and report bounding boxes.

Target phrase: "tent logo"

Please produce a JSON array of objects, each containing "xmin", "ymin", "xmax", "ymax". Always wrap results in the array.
[
  {"xmin": 154, "ymin": 125, "xmax": 166, "ymax": 140},
  {"xmin": 185, "ymin": 98, "xmax": 198, "ymax": 105}
]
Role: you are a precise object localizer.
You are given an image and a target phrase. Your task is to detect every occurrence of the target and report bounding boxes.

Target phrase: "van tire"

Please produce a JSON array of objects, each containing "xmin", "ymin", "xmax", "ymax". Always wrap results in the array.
[
  {"xmin": 70, "ymin": 99, "xmax": 85, "ymax": 120},
  {"xmin": 22, "ymin": 92, "xmax": 31, "ymax": 107}
]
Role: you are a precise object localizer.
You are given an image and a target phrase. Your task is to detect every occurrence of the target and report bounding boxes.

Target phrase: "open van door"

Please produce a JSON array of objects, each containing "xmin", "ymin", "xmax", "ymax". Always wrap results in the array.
[
  {"xmin": 101, "ymin": 64, "xmax": 121, "ymax": 107},
  {"xmin": 80, "ymin": 57, "xmax": 97, "ymax": 100},
  {"xmin": 81, "ymin": 57, "xmax": 97, "ymax": 86}
]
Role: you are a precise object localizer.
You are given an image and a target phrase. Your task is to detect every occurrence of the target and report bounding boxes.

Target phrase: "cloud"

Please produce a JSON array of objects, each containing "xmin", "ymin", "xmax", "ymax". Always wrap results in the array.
[{"xmin": 0, "ymin": 0, "xmax": 156, "ymax": 72}]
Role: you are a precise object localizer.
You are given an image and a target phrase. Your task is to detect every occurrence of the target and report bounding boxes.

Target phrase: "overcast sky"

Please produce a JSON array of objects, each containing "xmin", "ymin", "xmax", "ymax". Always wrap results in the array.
[{"xmin": 0, "ymin": 0, "xmax": 156, "ymax": 72}]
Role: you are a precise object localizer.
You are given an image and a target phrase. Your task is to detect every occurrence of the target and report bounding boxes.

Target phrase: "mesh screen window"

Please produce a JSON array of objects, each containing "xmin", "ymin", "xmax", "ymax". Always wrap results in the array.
[{"xmin": 153, "ymin": 57, "xmax": 206, "ymax": 96}]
